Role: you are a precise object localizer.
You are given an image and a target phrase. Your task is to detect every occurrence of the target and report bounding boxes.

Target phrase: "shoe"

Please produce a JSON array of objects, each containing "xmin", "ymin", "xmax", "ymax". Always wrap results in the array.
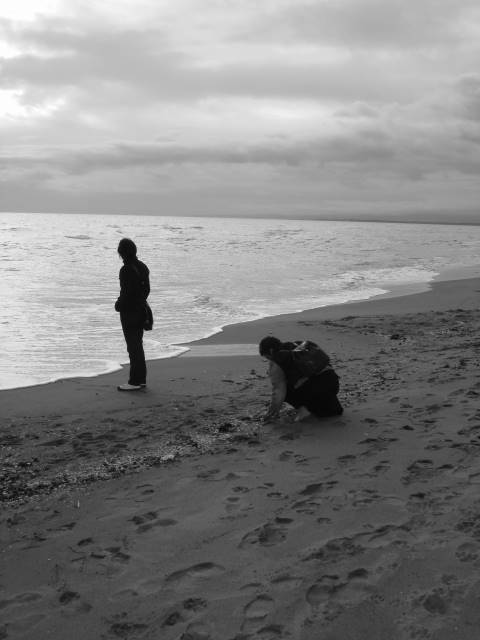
[
  {"xmin": 139, "ymin": 383, "xmax": 146, "ymax": 388},
  {"xmin": 117, "ymin": 383, "xmax": 142, "ymax": 391}
]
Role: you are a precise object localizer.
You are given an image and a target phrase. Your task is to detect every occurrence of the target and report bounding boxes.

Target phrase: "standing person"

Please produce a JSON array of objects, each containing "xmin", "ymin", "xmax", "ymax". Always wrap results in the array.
[
  {"xmin": 115, "ymin": 238, "xmax": 150, "ymax": 391},
  {"xmin": 259, "ymin": 335, "xmax": 343, "ymax": 422}
]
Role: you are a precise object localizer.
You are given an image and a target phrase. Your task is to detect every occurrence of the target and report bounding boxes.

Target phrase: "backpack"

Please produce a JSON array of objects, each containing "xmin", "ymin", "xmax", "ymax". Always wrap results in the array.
[{"xmin": 291, "ymin": 340, "xmax": 330, "ymax": 378}]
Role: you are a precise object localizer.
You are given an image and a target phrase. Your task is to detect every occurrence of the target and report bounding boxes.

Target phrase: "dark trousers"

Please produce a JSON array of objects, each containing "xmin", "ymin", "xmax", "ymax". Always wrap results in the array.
[
  {"xmin": 286, "ymin": 369, "xmax": 343, "ymax": 417},
  {"xmin": 121, "ymin": 314, "xmax": 146, "ymax": 386}
]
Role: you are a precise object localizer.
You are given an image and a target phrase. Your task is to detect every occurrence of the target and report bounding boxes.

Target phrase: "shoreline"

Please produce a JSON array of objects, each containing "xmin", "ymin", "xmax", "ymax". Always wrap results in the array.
[
  {"xmin": 2, "ymin": 263, "xmax": 479, "ymax": 395},
  {"xmin": 1, "ymin": 268, "xmax": 479, "ymax": 420},
  {"xmin": 6, "ymin": 210, "xmax": 480, "ymax": 226}
]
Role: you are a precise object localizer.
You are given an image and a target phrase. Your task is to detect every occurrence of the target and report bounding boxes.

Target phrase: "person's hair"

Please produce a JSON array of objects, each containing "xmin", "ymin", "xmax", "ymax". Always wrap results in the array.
[
  {"xmin": 118, "ymin": 238, "xmax": 137, "ymax": 259},
  {"xmin": 259, "ymin": 335, "xmax": 282, "ymax": 357}
]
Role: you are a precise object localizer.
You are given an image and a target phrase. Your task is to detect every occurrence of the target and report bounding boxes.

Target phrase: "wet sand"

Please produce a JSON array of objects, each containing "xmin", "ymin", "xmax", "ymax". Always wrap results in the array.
[{"xmin": 2, "ymin": 273, "xmax": 480, "ymax": 639}]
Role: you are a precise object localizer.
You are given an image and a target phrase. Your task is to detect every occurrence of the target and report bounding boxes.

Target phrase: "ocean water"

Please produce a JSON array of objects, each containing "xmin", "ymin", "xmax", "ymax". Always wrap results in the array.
[{"xmin": 1, "ymin": 212, "xmax": 480, "ymax": 390}]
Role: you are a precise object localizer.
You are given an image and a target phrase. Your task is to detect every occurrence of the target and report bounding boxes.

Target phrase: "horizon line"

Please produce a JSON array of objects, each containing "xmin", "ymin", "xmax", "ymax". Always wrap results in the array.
[{"xmin": 1, "ymin": 210, "xmax": 480, "ymax": 226}]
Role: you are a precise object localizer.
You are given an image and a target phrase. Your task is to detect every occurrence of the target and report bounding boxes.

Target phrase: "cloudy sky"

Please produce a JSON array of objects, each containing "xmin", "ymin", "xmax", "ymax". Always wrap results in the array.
[{"xmin": 1, "ymin": 0, "xmax": 479, "ymax": 219}]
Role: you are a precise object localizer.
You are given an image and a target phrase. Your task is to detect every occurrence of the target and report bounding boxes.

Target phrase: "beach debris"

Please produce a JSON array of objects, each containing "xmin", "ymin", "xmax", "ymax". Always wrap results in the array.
[
  {"xmin": 217, "ymin": 421, "xmax": 235, "ymax": 433},
  {"xmin": 0, "ymin": 412, "xmax": 264, "ymax": 505}
]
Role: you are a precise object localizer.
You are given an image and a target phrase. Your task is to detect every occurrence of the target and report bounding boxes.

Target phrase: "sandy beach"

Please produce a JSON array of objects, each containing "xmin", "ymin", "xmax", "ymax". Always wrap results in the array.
[{"xmin": 2, "ymin": 272, "xmax": 480, "ymax": 639}]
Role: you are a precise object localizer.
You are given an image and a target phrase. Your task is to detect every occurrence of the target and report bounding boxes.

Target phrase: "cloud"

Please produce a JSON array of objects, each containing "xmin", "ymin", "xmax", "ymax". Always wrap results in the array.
[
  {"xmin": 0, "ymin": 17, "xmax": 422, "ymax": 107},
  {"xmin": 1, "ymin": 1, "xmax": 480, "ymax": 216},
  {"xmin": 251, "ymin": 0, "xmax": 480, "ymax": 50},
  {"xmin": 453, "ymin": 73, "xmax": 480, "ymax": 121},
  {"xmin": 3, "ymin": 90, "xmax": 479, "ymax": 180}
]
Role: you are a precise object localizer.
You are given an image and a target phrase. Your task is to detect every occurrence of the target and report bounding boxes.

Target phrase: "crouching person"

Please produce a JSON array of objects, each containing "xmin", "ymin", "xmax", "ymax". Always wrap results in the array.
[{"xmin": 259, "ymin": 336, "xmax": 343, "ymax": 423}]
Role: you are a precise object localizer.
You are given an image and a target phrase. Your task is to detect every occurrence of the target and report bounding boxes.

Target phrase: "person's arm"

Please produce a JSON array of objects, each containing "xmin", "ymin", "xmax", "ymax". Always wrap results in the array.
[{"xmin": 263, "ymin": 361, "xmax": 287, "ymax": 422}]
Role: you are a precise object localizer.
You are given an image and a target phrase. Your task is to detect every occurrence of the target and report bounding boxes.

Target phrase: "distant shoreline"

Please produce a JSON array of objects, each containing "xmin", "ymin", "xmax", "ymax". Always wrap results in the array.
[{"xmin": 2, "ymin": 210, "xmax": 479, "ymax": 226}]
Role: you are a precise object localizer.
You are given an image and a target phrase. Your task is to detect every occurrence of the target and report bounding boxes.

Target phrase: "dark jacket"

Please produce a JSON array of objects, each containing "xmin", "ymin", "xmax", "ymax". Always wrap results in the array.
[{"xmin": 115, "ymin": 258, "xmax": 150, "ymax": 314}]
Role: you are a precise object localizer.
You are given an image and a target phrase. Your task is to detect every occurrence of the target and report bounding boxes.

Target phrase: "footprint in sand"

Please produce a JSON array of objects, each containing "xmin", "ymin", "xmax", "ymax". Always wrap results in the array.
[
  {"xmin": 232, "ymin": 485, "xmax": 250, "ymax": 494},
  {"xmin": 358, "ymin": 435, "xmax": 398, "ymax": 456},
  {"xmin": 223, "ymin": 494, "xmax": 250, "ymax": 519},
  {"xmin": 455, "ymin": 541, "xmax": 480, "ymax": 562},
  {"xmin": 130, "ymin": 510, "xmax": 177, "ymax": 533},
  {"xmin": 239, "ymin": 519, "xmax": 292, "ymax": 548},
  {"xmin": 300, "ymin": 481, "xmax": 338, "ymax": 497},
  {"xmin": 421, "ymin": 590, "xmax": 449, "ymax": 615},
  {"xmin": 456, "ymin": 510, "xmax": 480, "ymax": 540},
  {"xmin": 165, "ymin": 562, "xmax": 225, "ymax": 588},
  {"xmin": 305, "ymin": 567, "xmax": 373, "ymax": 622},
  {"xmin": 337, "ymin": 454, "xmax": 356, "ymax": 465},
  {"xmin": 267, "ymin": 490, "xmax": 285, "ymax": 499},
  {"xmin": 298, "ymin": 483, "xmax": 323, "ymax": 496},
  {"xmin": 270, "ymin": 574, "xmax": 303, "ymax": 592},
  {"xmin": 241, "ymin": 594, "xmax": 275, "ymax": 633},
  {"xmin": 364, "ymin": 460, "xmax": 391, "ymax": 478},
  {"xmin": 293, "ymin": 481, "xmax": 339, "ymax": 514},
  {"xmin": 293, "ymin": 498, "xmax": 320, "ymax": 515},
  {"xmin": 306, "ymin": 574, "xmax": 343, "ymax": 606},
  {"xmin": 196, "ymin": 467, "xmax": 221, "ymax": 480},
  {"xmin": 279, "ymin": 432, "xmax": 300, "ymax": 441},
  {"xmin": 106, "ymin": 546, "xmax": 131, "ymax": 562},
  {"xmin": 183, "ymin": 597, "xmax": 208, "ymax": 612},
  {"xmin": 303, "ymin": 536, "xmax": 365, "ymax": 563},
  {"xmin": 366, "ymin": 523, "xmax": 411, "ymax": 549},
  {"xmin": 402, "ymin": 459, "xmax": 436, "ymax": 485},
  {"xmin": 136, "ymin": 483, "xmax": 155, "ymax": 495},
  {"xmin": 161, "ymin": 610, "xmax": 185, "ymax": 628},
  {"xmin": 252, "ymin": 625, "xmax": 284, "ymax": 639},
  {"xmin": 108, "ymin": 619, "xmax": 148, "ymax": 638},
  {"xmin": 349, "ymin": 488, "xmax": 380, "ymax": 507},
  {"xmin": 224, "ymin": 470, "xmax": 252, "ymax": 481},
  {"xmin": 89, "ymin": 545, "xmax": 130, "ymax": 565}
]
